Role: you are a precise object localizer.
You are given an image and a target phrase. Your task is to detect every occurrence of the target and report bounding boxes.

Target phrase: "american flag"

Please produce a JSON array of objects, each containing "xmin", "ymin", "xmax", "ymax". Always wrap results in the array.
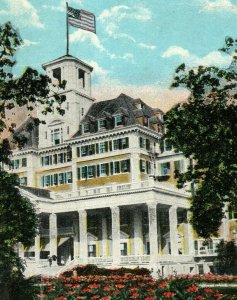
[{"xmin": 67, "ymin": 6, "xmax": 96, "ymax": 34}]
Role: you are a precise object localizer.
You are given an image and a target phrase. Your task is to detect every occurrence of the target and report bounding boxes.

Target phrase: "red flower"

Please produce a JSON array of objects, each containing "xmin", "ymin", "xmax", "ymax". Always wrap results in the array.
[
  {"xmin": 186, "ymin": 284, "xmax": 199, "ymax": 292},
  {"xmin": 103, "ymin": 286, "xmax": 112, "ymax": 291},
  {"xmin": 195, "ymin": 296, "xmax": 204, "ymax": 300},
  {"xmin": 91, "ymin": 295, "xmax": 100, "ymax": 299},
  {"xmin": 102, "ymin": 297, "xmax": 111, "ymax": 300},
  {"xmin": 130, "ymin": 292, "xmax": 140, "ymax": 298},
  {"xmin": 203, "ymin": 287, "xmax": 213, "ymax": 293},
  {"xmin": 76, "ymin": 296, "xmax": 86, "ymax": 299},
  {"xmin": 88, "ymin": 283, "xmax": 100, "ymax": 289},
  {"xmin": 163, "ymin": 291, "xmax": 175, "ymax": 298},
  {"xmin": 115, "ymin": 283, "xmax": 125, "ymax": 288},
  {"xmin": 112, "ymin": 290, "xmax": 121, "ymax": 295},
  {"xmin": 56, "ymin": 296, "xmax": 65, "ymax": 300},
  {"xmin": 146, "ymin": 288, "xmax": 155, "ymax": 293},
  {"xmin": 158, "ymin": 281, "xmax": 168, "ymax": 288},
  {"xmin": 145, "ymin": 297, "xmax": 155, "ymax": 300},
  {"xmin": 213, "ymin": 294, "xmax": 224, "ymax": 299},
  {"xmin": 129, "ymin": 287, "xmax": 138, "ymax": 292}
]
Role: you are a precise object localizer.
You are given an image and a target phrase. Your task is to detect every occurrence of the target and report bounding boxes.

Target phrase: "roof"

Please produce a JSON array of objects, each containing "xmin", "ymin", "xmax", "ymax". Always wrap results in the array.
[
  {"xmin": 19, "ymin": 186, "xmax": 51, "ymax": 199},
  {"xmin": 11, "ymin": 118, "xmax": 39, "ymax": 149},
  {"xmin": 73, "ymin": 93, "xmax": 163, "ymax": 137},
  {"xmin": 42, "ymin": 55, "xmax": 93, "ymax": 71}
]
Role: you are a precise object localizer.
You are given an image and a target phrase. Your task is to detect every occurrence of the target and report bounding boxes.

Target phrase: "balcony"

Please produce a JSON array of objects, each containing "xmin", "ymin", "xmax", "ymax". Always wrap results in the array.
[{"xmin": 51, "ymin": 179, "xmax": 187, "ymax": 201}]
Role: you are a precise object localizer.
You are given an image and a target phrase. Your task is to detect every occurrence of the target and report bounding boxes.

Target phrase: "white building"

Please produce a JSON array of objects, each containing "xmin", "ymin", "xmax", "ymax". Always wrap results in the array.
[{"xmin": 8, "ymin": 55, "xmax": 230, "ymax": 276}]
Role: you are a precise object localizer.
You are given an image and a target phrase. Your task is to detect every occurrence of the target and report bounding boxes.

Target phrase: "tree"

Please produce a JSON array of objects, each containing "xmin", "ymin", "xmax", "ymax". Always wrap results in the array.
[
  {"xmin": 0, "ymin": 22, "xmax": 66, "ymax": 298},
  {"xmin": 214, "ymin": 240, "xmax": 237, "ymax": 275},
  {"xmin": 165, "ymin": 37, "xmax": 237, "ymax": 238}
]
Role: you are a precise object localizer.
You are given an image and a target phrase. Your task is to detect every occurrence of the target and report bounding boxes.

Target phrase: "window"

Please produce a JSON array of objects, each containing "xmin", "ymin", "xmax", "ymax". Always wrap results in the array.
[
  {"xmin": 78, "ymin": 69, "xmax": 85, "ymax": 88},
  {"xmin": 51, "ymin": 128, "xmax": 63, "ymax": 145},
  {"xmin": 81, "ymin": 145, "xmax": 88, "ymax": 157},
  {"xmin": 121, "ymin": 160, "xmax": 130, "ymax": 173},
  {"xmin": 52, "ymin": 67, "xmax": 61, "ymax": 82},
  {"xmin": 174, "ymin": 160, "xmax": 184, "ymax": 173},
  {"xmin": 140, "ymin": 160, "xmax": 146, "ymax": 173},
  {"xmin": 120, "ymin": 243, "xmax": 127, "ymax": 256},
  {"xmin": 114, "ymin": 161, "xmax": 120, "ymax": 174},
  {"xmin": 88, "ymin": 166, "xmax": 95, "ymax": 178},
  {"xmin": 164, "ymin": 140, "xmax": 172, "ymax": 151},
  {"xmin": 82, "ymin": 123, "xmax": 89, "ymax": 133},
  {"xmin": 113, "ymin": 139, "xmax": 119, "ymax": 150},
  {"xmin": 19, "ymin": 177, "xmax": 27, "ymax": 186},
  {"xmin": 41, "ymin": 171, "xmax": 72, "ymax": 187},
  {"xmin": 88, "ymin": 245, "xmax": 96, "ymax": 257},
  {"xmin": 98, "ymin": 118, "xmax": 106, "ymax": 130},
  {"xmin": 228, "ymin": 205, "xmax": 237, "ymax": 219},
  {"xmin": 139, "ymin": 137, "xmax": 146, "ymax": 149},
  {"xmin": 114, "ymin": 115, "xmax": 123, "ymax": 126},
  {"xmin": 100, "ymin": 163, "xmax": 108, "ymax": 176},
  {"xmin": 160, "ymin": 162, "xmax": 171, "ymax": 176},
  {"xmin": 99, "ymin": 142, "xmax": 108, "ymax": 153},
  {"xmin": 21, "ymin": 158, "xmax": 27, "ymax": 167}
]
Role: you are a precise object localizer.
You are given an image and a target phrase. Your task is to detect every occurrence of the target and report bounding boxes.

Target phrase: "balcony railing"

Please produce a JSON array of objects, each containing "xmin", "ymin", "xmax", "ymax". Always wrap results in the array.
[
  {"xmin": 195, "ymin": 249, "xmax": 217, "ymax": 257},
  {"xmin": 51, "ymin": 179, "xmax": 187, "ymax": 201},
  {"xmin": 40, "ymin": 227, "xmax": 74, "ymax": 237}
]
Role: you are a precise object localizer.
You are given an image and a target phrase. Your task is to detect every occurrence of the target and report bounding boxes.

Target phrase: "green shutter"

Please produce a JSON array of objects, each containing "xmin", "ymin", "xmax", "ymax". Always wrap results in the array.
[
  {"xmin": 105, "ymin": 141, "xmax": 108, "ymax": 152},
  {"xmin": 126, "ymin": 137, "xmax": 129, "ymax": 148},
  {"xmin": 146, "ymin": 139, "xmax": 150, "ymax": 150},
  {"xmin": 77, "ymin": 168, "xmax": 81, "ymax": 180},
  {"xmin": 96, "ymin": 143, "xmax": 99, "ymax": 154},
  {"xmin": 139, "ymin": 160, "xmax": 142, "ymax": 172},
  {"xmin": 119, "ymin": 139, "xmax": 122, "ymax": 149},
  {"xmin": 97, "ymin": 165, "xmax": 100, "ymax": 177},
  {"xmin": 109, "ymin": 141, "xmax": 113, "ymax": 151},
  {"xmin": 127, "ymin": 159, "xmax": 130, "ymax": 172},
  {"xmin": 110, "ymin": 162, "xmax": 114, "ymax": 175},
  {"xmin": 139, "ymin": 137, "xmax": 143, "ymax": 148},
  {"xmin": 106, "ymin": 163, "xmax": 109, "ymax": 175}
]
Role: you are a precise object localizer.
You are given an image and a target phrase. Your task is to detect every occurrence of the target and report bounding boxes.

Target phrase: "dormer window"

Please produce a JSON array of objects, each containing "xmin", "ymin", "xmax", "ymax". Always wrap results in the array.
[
  {"xmin": 114, "ymin": 114, "xmax": 123, "ymax": 127},
  {"xmin": 82, "ymin": 122, "xmax": 89, "ymax": 133},
  {"xmin": 78, "ymin": 69, "xmax": 85, "ymax": 88},
  {"xmin": 98, "ymin": 118, "xmax": 106, "ymax": 130},
  {"xmin": 51, "ymin": 128, "xmax": 63, "ymax": 145},
  {"xmin": 52, "ymin": 67, "xmax": 61, "ymax": 82}
]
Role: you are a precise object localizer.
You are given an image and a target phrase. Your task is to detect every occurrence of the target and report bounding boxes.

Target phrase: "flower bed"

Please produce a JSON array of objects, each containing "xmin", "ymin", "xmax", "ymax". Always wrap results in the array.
[{"xmin": 38, "ymin": 272, "xmax": 226, "ymax": 299}]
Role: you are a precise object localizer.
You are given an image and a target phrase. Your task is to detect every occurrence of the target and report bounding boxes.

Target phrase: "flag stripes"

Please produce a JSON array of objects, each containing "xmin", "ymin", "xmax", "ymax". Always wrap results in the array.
[{"xmin": 67, "ymin": 6, "xmax": 96, "ymax": 33}]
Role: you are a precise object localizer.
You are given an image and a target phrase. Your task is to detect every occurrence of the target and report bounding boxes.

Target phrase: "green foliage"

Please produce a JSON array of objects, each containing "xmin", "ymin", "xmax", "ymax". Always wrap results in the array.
[
  {"xmin": 214, "ymin": 240, "xmax": 237, "ymax": 275},
  {"xmin": 0, "ymin": 21, "xmax": 66, "ymax": 156},
  {"xmin": 165, "ymin": 37, "xmax": 237, "ymax": 238},
  {"xmin": 0, "ymin": 21, "xmax": 65, "ymax": 298}
]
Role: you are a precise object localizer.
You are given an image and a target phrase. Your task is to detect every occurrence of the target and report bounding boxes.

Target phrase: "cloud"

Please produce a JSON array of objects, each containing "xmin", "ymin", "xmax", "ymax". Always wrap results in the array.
[
  {"xmin": 21, "ymin": 39, "xmax": 39, "ymax": 48},
  {"xmin": 69, "ymin": 30, "xmax": 134, "ymax": 62},
  {"xmin": 162, "ymin": 46, "xmax": 232, "ymax": 67},
  {"xmin": 1, "ymin": 0, "xmax": 44, "ymax": 28},
  {"xmin": 98, "ymin": 5, "xmax": 156, "ymax": 50},
  {"xmin": 91, "ymin": 76, "xmax": 189, "ymax": 112},
  {"xmin": 86, "ymin": 60, "xmax": 109, "ymax": 77},
  {"xmin": 200, "ymin": 0, "xmax": 237, "ymax": 13}
]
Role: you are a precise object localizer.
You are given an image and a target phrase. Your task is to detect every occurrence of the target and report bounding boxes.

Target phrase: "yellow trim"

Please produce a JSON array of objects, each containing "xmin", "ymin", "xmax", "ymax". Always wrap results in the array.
[
  {"xmin": 37, "ymin": 167, "xmax": 71, "ymax": 175},
  {"xmin": 48, "ymin": 185, "xmax": 71, "ymax": 191},
  {"xmin": 96, "ymin": 241, "xmax": 99, "ymax": 257},
  {"xmin": 77, "ymin": 173, "xmax": 129, "ymax": 187}
]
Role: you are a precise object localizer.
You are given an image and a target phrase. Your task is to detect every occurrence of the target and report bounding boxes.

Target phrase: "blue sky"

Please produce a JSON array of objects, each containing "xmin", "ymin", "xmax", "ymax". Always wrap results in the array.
[{"xmin": 1, "ymin": 0, "xmax": 237, "ymax": 110}]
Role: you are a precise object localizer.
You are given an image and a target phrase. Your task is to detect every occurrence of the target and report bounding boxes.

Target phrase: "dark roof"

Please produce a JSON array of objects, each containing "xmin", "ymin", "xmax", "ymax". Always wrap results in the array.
[
  {"xmin": 73, "ymin": 93, "xmax": 163, "ymax": 137},
  {"xmin": 19, "ymin": 186, "xmax": 51, "ymax": 199},
  {"xmin": 12, "ymin": 118, "xmax": 39, "ymax": 149}
]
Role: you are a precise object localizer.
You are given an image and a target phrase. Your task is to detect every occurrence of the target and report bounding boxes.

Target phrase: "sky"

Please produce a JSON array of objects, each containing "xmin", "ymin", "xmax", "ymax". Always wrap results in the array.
[{"xmin": 1, "ymin": 0, "xmax": 237, "ymax": 111}]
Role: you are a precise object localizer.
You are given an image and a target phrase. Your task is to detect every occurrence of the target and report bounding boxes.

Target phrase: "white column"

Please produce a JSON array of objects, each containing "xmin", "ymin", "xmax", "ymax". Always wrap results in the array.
[
  {"xmin": 79, "ymin": 210, "xmax": 88, "ymax": 263},
  {"xmin": 169, "ymin": 206, "xmax": 179, "ymax": 255},
  {"xmin": 148, "ymin": 202, "xmax": 159, "ymax": 264},
  {"xmin": 184, "ymin": 211, "xmax": 195, "ymax": 255},
  {"xmin": 49, "ymin": 213, "xmax": 57, "ymax": 257},
  {"xmin": 35, "ymin": 235, "xmax": 41, "ymax": 263},
  {"xmin": 133, "ymin": 209, "xmax": 143, "ymax": 255},
  {"xmin": 111, "ymin": 206, "xmax": 120, "ymax": 265},
  {"xmin": 101, "ymin": 216, "xmax": 108, "ymax": 256}
]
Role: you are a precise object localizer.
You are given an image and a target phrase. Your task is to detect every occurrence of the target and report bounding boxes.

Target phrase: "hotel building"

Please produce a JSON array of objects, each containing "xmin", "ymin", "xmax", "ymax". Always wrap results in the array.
[{"xmin": 7, "ymin": 55, "xmax": 233, "ymax": 276}]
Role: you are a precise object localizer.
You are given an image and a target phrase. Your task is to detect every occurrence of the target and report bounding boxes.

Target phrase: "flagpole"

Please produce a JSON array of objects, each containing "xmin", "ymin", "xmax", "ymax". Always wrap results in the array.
[{"xmin": 66, "ymin": 2, "xmax": 69, "ymax": 55}]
